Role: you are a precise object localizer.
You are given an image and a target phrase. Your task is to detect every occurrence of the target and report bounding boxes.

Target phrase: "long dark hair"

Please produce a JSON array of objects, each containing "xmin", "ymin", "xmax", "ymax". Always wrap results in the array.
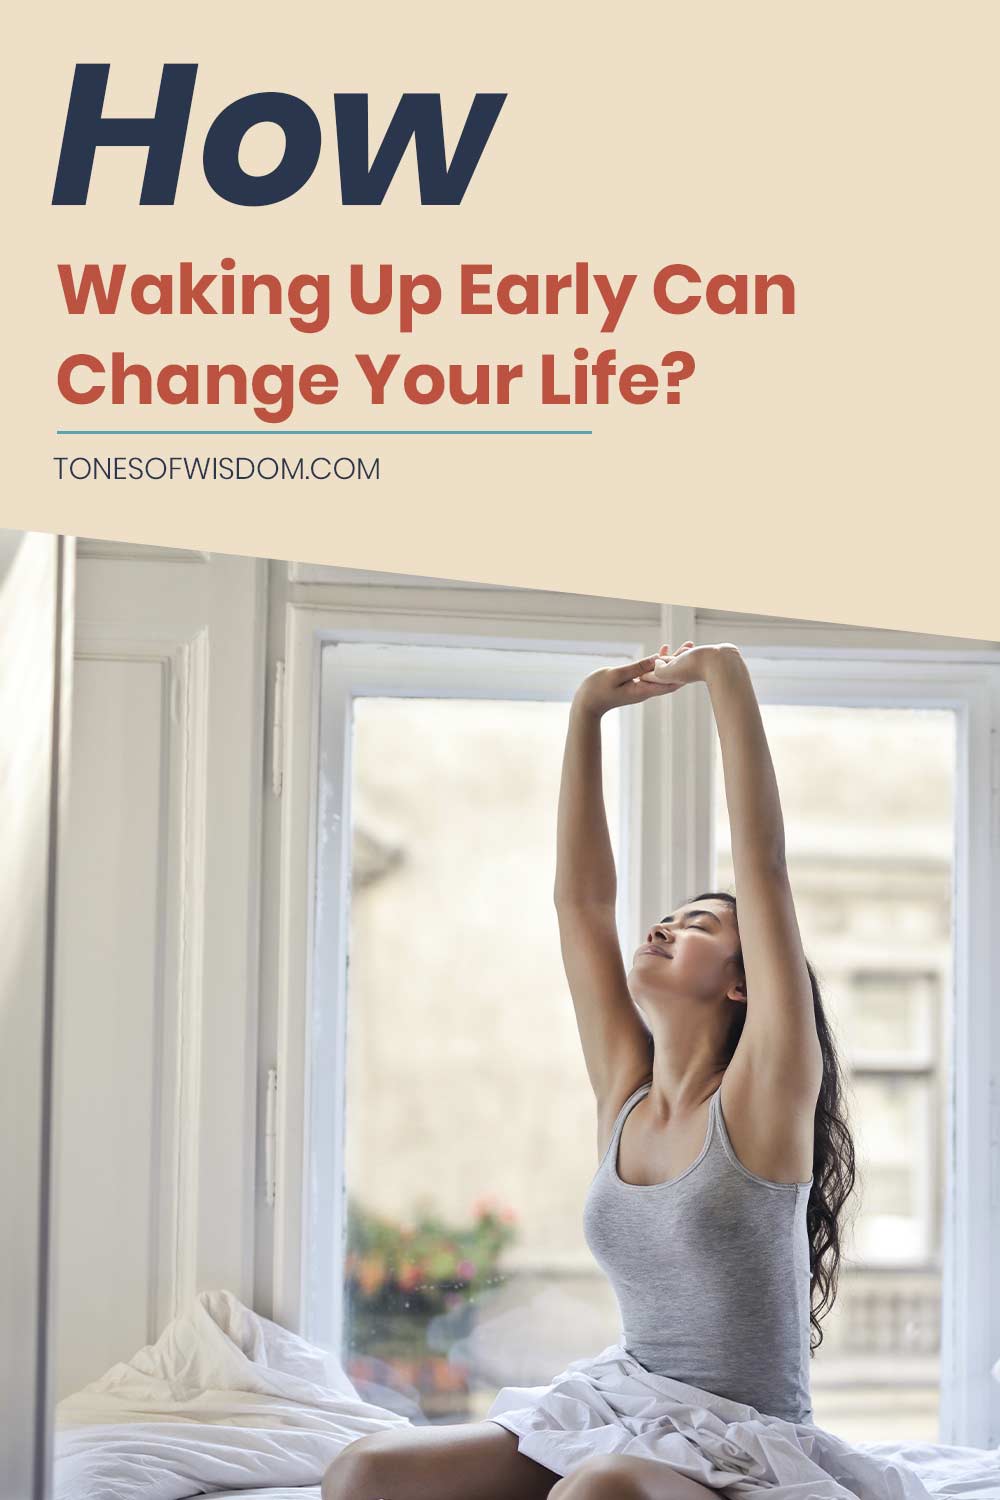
[{"xmin": 686, "ymin": 890, "xmax": 857, "ymax": 1354}]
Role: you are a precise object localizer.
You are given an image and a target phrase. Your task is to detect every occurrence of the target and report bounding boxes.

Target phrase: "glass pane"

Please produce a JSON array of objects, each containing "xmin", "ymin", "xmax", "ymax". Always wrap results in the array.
[
  {"xmin": 344, "ymin": 696, "xmax": 623, "ymax": 1422},
  {"xmin": 847, "ymin": 973, "xmax": 936, "ymax": 1061},
  {"xmin": 713, "ymin": 704, "xmax": 955, "ymax": 1442},
  {"xmin": 850, "ymin": 1076, "xmax": 934, "ymax": 1262}
]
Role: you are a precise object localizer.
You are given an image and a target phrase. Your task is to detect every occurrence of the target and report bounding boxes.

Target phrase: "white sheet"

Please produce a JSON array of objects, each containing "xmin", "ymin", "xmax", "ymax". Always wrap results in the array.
[
  {"xmin": 54, "ymin": 1289, "xmax": 407, "ymax": 1499},
  {"xmin": 488, "ymin": 1343, "xmax": 1000, "ymax": 1498},
  {"xmin": 54, "ymin": 1290, "xmax": 1000, "ymax": 1500}
]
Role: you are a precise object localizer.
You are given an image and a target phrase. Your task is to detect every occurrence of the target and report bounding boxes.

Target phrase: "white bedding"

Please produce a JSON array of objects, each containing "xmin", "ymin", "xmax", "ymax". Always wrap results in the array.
[
  {"xmin": 488, "ymin": 1343, "xmax": 1000, "ymax": 1498},
  {"xmin": 55, "ymin": 1290, "xmax": 407, "ymax": 1499},
  {"xmin": 54, "ymin": 1289, "xmax": 1000, "ymax": 1500}
]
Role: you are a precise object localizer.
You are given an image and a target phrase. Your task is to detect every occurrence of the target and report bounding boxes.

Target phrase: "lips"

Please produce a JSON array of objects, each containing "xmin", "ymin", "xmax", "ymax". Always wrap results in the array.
[{"xmin": 638, "ymin": 944, "xmax": 673, "ymax": 959}]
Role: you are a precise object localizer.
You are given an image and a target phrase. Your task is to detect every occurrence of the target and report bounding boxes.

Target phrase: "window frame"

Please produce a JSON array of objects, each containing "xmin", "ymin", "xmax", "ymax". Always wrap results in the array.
[
  {"xmin": 312, "ymin": 638, "xmax": 646, "ymax": 1354},
  {"xmin": 270, "ymin": 589, "xmax": 667, "ymax": 1361},
  {"xmin": 267, "ymin": 578, "xmax": 1000, "ymax": 1448}
]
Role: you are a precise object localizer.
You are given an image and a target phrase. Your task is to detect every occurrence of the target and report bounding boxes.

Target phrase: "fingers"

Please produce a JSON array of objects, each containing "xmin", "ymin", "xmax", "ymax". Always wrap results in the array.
[
  {"xmin": 653, "ymin": 642, "xmax": 694, "ymax": 668},
  {"xmin": 613, "ymin": 654, "xmax": 661, "ymax": 684},
  {"xmin": 616, "ymin": 643, "xmax": 695, "ymax": 689}
]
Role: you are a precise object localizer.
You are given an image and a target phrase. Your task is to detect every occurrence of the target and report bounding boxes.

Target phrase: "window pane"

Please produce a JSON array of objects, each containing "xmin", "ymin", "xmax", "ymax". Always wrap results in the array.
[
  {"xmin": 846, "ymin": 973, "xmax": 936, "ymax": 1061},
  {"xmin": 344, "ymin": 696, "xmax": 623, "ymax": 1422},
  {"xmin": 850, "ymin": 1076, "xmax": 934, "ymax": 1262},
  {"xmin": 713, "ymin": 704, "xmax": 954, "ymax": 1442}
]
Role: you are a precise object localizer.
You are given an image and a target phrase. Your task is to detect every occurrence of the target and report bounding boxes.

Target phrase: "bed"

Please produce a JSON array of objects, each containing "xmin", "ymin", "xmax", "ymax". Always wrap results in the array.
[{"xmin": 54, "ymin": 1290, "xmax": 1000, "ymax": 1499}]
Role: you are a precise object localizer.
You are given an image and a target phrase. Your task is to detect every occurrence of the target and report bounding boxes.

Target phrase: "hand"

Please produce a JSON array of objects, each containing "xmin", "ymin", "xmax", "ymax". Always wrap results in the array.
[
  {"xmin": 573, "ymin": 644, "xmax": 695, "ymax": 717},
  {"xmin": 638, "ymin": 640, "xmax": 741, "ymax": 691}
]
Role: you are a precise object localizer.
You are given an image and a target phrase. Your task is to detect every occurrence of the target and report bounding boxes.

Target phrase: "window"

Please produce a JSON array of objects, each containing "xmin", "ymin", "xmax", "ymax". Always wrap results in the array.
[
  {"xmin": 278, "ymin": 600, "xmax": 1000, "ymax": 1449},
  {"xmin": 315, "ymin": 644, "xmax": 638, "ymax": 1422},
  {"xmin": 713, "ymin": 703, "xmax": 955, "ymax": 1442}
]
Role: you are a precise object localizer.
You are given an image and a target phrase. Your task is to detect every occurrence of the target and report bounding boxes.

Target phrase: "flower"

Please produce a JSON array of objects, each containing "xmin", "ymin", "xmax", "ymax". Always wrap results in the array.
[
  {"xmin": 357, "ymin": 1254, "xmax": 387, "ymax": 1297},
  {"xmin": 346, "ymin": 1194, "xmax": 519, "ymax": 1311},
  {"xmin": 397, "ymin": 1262, "xmax": 424, "ymax": 1292}
]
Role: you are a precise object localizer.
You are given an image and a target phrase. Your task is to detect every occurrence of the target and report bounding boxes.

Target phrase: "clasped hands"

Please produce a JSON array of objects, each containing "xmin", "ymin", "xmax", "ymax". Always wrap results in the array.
[{"xmin": 574, "ymin": 641, "xmax": 742, "ymax": 717}]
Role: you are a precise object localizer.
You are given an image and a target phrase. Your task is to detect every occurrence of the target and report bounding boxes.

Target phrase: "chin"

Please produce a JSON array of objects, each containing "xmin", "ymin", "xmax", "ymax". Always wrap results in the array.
[{"xmin": 628, "ymin": 978, "xmax": 667, "ymax": 1009}]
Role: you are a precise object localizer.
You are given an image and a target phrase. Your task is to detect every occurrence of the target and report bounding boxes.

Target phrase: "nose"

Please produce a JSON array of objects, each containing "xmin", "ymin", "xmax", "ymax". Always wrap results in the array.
[{"xmin": 647, "ymin": 923, "xmax": 674, "ymax": 945}]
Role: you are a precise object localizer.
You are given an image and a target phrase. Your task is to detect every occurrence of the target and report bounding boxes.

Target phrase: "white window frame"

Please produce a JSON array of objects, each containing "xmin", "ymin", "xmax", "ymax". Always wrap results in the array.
[
  {"xmin": 268, "ymin": 580, "xmax": 1000, "ymax": 1449},
  {"xmin": 270, "ymin": 585, "xmax": 672, "ymax": 1356}
]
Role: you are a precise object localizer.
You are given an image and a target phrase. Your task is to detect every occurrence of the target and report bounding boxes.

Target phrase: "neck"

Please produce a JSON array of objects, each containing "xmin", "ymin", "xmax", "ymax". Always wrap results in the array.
[{"xmin": 643, "ymin": 1001, "xmax": 733, "ymax": 1116}]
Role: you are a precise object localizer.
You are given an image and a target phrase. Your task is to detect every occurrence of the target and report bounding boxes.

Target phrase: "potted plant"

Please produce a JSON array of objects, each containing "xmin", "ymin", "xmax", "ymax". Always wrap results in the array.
[{"xmin": 344, "ymin": 1195, "xmax": 519, "ymax": 1418}]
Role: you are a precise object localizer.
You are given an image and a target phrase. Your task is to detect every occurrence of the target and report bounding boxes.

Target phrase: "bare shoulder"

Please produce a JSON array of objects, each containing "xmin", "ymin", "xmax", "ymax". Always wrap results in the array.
[
  {"xmin": 719, "ymin": 1047, "xmax": 819, "ymax": 1185},
  {"xmin": 595, "ymin": 1068, "xmax": 653, "ymax": 1163}
]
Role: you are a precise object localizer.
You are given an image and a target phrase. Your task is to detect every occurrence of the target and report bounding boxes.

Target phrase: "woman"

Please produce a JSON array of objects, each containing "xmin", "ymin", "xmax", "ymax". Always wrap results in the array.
[{"xmin": 323, "ymin": 640, "xmax": 858, "ymax": 1500}]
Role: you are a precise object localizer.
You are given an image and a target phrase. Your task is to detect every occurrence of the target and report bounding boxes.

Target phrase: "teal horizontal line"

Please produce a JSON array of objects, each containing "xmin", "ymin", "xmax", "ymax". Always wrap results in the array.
[{"xmin": 56, "ymin": 428, "xmax": 593, "ymax": 437}]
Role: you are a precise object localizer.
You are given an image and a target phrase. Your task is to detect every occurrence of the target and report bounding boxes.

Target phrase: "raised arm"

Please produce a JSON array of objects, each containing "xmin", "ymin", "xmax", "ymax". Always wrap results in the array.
[
  {"xmin": 648, "ymin": 643, "xmax": 823, "ymax": 1098},
  {"xmin": 554, "ymin": 657, "xmax": 673, "ymax": 1112}
]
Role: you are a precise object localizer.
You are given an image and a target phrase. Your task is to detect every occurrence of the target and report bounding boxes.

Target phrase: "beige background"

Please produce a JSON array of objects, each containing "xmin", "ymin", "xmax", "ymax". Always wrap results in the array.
[{"xmin": 6, "ymin": 2, "xmax": 998, "ymax": 637}]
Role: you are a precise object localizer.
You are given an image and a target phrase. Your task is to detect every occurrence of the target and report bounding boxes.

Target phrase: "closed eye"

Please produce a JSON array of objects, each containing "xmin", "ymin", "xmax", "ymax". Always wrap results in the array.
[{"xmin": 659, "ymin": 909, "xmax": 723, "ymax": 934}]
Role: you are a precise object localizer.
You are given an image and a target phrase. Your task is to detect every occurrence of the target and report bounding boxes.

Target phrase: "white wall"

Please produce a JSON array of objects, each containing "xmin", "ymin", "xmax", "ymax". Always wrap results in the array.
[{"xmin": 53, "ymin": 544, "xmax": 266, "ymax": 1398}]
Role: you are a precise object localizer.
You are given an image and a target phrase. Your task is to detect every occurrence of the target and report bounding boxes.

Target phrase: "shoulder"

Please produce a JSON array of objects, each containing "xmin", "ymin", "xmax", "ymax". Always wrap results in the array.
[
  {"xmin": 596, "ymin": 1071, "xmax": 652, "ymax": 1162},
  {"xmin": 718, "ymin": 1051, "xmax": 819, "ymax": 1185}
]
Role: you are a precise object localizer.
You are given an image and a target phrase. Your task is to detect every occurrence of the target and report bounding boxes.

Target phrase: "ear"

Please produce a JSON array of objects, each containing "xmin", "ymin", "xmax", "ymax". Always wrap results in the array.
[{"xmin": 726, "ymin": 978, "xmax": 747, "ymax": 1005}]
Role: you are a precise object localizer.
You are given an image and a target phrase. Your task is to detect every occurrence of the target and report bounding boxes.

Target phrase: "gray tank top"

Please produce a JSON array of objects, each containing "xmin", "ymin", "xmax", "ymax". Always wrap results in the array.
[{"xmin": 583, "ymin": 1079, "xmax": 814, "ymax": 1424}]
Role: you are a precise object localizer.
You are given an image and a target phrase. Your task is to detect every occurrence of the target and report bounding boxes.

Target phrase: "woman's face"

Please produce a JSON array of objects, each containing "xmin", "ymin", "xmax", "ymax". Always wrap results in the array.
[{"xmin": 628, "ymin": 898, "xmax": 745, "ymax": 1009}]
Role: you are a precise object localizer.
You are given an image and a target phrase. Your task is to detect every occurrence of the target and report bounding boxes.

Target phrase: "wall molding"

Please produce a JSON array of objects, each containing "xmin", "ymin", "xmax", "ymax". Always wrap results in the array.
[
  {"xmin": 77, "ymin": 540, "xmax": 210, "ymax": 564},
  {"xmin": 70, "ymin": 631, "xmax": 210, "ymax": 1337}
]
